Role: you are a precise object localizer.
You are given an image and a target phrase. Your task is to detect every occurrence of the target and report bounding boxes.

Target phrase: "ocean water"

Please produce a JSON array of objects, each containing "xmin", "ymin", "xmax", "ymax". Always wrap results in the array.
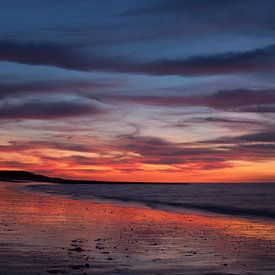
[{"xmin": 27, "ymin": 182, "xmax": 275, "ymax": 221}]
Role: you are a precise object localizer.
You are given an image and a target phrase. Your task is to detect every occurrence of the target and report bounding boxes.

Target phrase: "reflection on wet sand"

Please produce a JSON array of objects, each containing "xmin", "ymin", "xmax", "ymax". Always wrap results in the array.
[{"xmin": 0, "ymin": 182, "xmax": 274, "ymax": 274}]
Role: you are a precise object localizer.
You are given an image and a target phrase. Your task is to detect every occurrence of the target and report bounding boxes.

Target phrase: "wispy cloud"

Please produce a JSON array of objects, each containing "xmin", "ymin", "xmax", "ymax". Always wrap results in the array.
[{"xmin": 93, "ymin": 89, "xmax": 275, "ymax": 112}]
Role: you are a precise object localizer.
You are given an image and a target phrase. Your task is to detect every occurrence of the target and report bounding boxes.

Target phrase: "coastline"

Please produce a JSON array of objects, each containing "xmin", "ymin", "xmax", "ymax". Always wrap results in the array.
[
  {"xmin": 0, "ymin": 181, "xmax": 275, "ymax": 274},
  {"xmin": 24, "ymin": 181, "xmax": 275, "ymax": 221}
]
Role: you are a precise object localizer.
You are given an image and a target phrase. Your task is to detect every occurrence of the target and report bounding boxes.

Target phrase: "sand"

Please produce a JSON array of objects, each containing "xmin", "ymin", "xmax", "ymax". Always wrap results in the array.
[{"xmin": 0, "ymin": 181, "xmax": 274, "ymax": 274}]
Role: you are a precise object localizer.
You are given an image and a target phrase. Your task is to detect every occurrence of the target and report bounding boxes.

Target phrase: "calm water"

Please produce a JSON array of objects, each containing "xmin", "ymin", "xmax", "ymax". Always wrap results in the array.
[{"xmin": 27, "ymin": 182, "xmax": 275, "ymax": 220}]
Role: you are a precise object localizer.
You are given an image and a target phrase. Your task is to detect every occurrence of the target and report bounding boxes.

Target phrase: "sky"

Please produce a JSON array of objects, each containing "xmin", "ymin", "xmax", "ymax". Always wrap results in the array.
[{"xmin": 0, "ymin": 0, "xmax": 275, "ymax": 182}]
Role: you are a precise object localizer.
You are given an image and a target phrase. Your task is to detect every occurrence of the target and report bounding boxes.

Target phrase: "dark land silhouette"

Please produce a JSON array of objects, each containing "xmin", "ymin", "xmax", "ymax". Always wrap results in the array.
[{"xmin": 0, "ymin": 170, "xmax": 188, "ymax": 185}]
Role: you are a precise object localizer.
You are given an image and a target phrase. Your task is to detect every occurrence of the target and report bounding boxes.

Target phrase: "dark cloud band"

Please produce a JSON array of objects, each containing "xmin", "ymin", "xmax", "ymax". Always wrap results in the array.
[{"xmin": 1, "ymin": 40, "xmax": 275, "ymax": 76}]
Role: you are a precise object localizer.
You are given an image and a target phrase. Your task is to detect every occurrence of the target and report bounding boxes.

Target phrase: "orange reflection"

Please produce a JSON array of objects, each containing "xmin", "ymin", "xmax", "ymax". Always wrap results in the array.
[
  {"xmin": 1, "ymin": 182, "xmax": 274, "ymax": 241},
  {"xmin": 1, "ymin": 182, "xmax": 275, "ymax": 274}
]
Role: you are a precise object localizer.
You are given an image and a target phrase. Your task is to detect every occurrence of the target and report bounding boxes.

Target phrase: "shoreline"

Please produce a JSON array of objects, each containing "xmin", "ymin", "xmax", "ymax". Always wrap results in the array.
[
  {"xmin": 1, "ymin": 181, "xmax": 275, "ymax": 274},
  {"xmin": 24, "ymin": 181, "xmax": 275, "ymax": 221},
  {"xmin": 20, "ymin": 182, "xmax": 275, "ymax": 242}
]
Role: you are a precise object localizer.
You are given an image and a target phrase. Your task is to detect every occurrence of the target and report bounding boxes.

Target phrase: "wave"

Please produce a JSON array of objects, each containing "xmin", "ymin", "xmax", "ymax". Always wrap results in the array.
[
  {"xmin": 92, "ymin": 195, "xmax": 275, "ymax": 219},
  {"xmin": 24, "ymin": 183, "xmax": 275, "ymax": 220}
]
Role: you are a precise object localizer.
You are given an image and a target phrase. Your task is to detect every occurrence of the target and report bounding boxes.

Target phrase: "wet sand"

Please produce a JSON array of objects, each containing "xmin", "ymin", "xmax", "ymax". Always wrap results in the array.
[{"xmin": 0, "ymin": 182, "xmax": 274, "ymax": 274}]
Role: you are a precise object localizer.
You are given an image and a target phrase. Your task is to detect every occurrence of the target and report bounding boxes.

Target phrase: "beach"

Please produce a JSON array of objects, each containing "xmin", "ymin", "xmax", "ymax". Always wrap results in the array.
[{"xmin": 0, "ymin": 181, "xmax": 274, "ymax": 274}]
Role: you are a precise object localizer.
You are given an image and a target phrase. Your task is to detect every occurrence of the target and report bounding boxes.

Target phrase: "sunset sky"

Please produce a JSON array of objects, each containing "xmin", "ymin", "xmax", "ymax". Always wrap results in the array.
[{"xmin": 0, "ymin": 0, "xmax": 275, "ymax": 182}]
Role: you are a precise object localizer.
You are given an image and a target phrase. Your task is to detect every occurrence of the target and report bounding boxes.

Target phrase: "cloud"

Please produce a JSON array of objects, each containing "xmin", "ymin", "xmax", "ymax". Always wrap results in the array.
[
  {"xmin": 0, "ymin": 97, "xmax": 105, "ymax": 120},
  {"xmin": 237, "ymin": 105, "xmax": 275, "ymax": 113},
  {"xmin": 240, "ymin": 131, "xmax": 275, "ymax": 142},
  {"xmin": 121, "ymin": 0, "xmax": 243, "ymax": 16},
  {"xmin": 202, "ymin": 130, "xmax": 275, "ymax": 146},
  {"xmin": 114, "ymin": 132, "xmax": 275, "ymax": 167},
  {"xmin": 0, "ymin": 40, "xmax": 125, "ymax": 72},
  {"xmin": 121, "ymin": 0, "xmax": 275, "ymax": 32},
  {"xmin": 0, "ymin": 40, "xmax": 76, "ymax": 67},
  {"xmin": 136, "ymin": 45, "xmax": 275, "ymax": 76},
  {"xmin": 0, "ymin": 79, "xmax": 119, "ymax": 98},
  {"xmin": 116, "ymin": 135, "xmax": 228, "ymax": 165},
  {"xmin": 94, "ymin": 89, "xmax": 275, "ymax": 112},
  {"xmin": 2, "ymin": 131, "xmax": 275, "ymax": 174},
  {"xmin": 1, "ymin": 40, "xmax": 275, "ymax": 76},
  {"xmin": 186, "ymin": 117, "xmax": 261, "ymax": 125},
  {"xmin": 0, "ymin": 140, "xmax": 96, "ymax": 153}
]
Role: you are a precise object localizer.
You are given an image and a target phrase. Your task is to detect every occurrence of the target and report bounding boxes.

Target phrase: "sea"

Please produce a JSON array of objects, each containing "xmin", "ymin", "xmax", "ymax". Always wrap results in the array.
[{"xmin": 26, "ymin": 182, "xmax": 275, "ymax": 221}]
